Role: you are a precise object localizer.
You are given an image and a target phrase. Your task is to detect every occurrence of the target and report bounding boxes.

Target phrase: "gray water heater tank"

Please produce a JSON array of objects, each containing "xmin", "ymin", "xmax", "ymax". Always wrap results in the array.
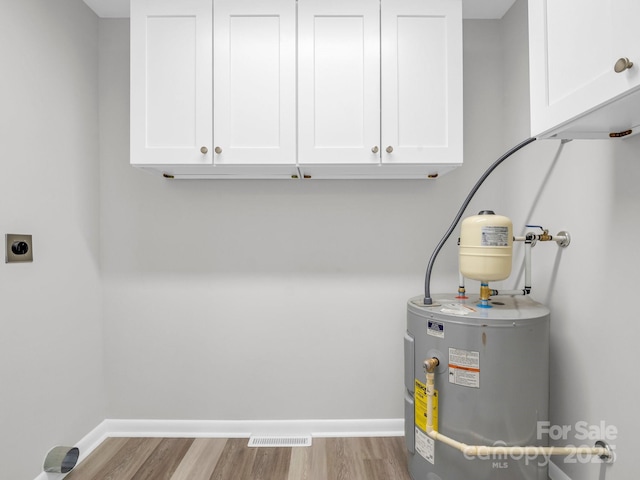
[{"xmin": 405, "ymin": 294, "xmax": 550, "ymax": 480}]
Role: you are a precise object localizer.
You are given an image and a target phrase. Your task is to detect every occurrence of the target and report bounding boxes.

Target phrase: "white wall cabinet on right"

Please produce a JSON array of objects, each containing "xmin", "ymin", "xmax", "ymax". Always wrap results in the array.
[{"xmin": 529, "ymin": 0, "xmax": 640, "ymax": 139}]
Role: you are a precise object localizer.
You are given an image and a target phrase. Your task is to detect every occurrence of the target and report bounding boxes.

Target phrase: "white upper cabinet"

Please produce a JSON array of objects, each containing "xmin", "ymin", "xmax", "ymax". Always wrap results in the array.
[
  {"xmin": 130, "ymin": 0, "xmax": 463, "ymax": 178},
  {"xmin": 298, "ymin": 0, "xmax": 463, "ymax": 178},
  {"xmin": 213, "ymin": 0, "xmax": 296, "ymax": 166},
  {"xmin": 298, "ymin": 0, "xmax": 381, "ymax": 166},
  {"xmin": 130, "ymin": 0, "xmax": 212, "ymax": 166},
  {"xmin": 529, "ymin": 0, "xmax": 640, "ymax": 139},
  {"xmin": 381, "ymin": 0, "xmax": 463, "ymax": 165}
]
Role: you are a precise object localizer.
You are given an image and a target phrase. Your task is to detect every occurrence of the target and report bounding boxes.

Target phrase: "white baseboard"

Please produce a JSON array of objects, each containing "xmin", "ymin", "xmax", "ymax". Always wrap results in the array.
[
  {"xmin": 548, "ymin": 461, "xmax": 572, "ymax": 480},
  {"xmin": 33, "ymin": 418, "xmax": 403, "ymax": 480},
  {"xmin": 105, "ymin": 418, "xmax": 404, "ymax": 438}
]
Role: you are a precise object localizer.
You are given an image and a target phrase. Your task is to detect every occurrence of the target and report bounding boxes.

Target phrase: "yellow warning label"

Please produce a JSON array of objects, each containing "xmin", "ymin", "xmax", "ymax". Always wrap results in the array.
[{"xmin": 414, "ymin": 379, "xmax": 438, "ymax": 432}]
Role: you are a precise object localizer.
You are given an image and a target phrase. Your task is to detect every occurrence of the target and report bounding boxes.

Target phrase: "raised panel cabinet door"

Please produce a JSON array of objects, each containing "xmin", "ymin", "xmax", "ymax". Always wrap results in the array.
[
  {"xmin": 529, "ymin": 0, "xmax": 640, "ymax": 137},
  {"xmin": 381, "ymin": 0, "xmax": 462, "ymax": 165},
  {"xmin": 298, "ymin": 0, "xmax": 381, "ymax": 164},
  {"xmin": 213, "ymin": 0, "xmax": 296, "ymax": 165},
  {"xmin": 130, "ymin": 0, "xmax": 212, "ymax": 165}
]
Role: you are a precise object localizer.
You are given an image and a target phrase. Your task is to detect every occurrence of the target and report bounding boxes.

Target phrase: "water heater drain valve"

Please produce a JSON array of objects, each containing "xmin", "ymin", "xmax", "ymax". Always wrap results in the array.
[{"xmin": 423, "ymin": 357, "xmax": 440, "ymax": 374}]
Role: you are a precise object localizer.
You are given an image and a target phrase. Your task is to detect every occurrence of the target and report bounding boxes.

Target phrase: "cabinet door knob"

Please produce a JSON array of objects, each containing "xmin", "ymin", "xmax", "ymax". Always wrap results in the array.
[
  {"xmin": 214, "ymin": 146, "xmax": 222, "ymax": 154},
  {"xmin": 614, "ymin": 57, "xmax": 633, "ymax": 73},
  {"xmin": 386, "ymin": 146, "xmax": 393, "ymax": 153},
  {"xmin": 200, "ymin": 146, "xmax": 208, "ymax": 154},
  {"xmin": 371, "ymin": 146, "xmax": 379, "ymax": 153}
]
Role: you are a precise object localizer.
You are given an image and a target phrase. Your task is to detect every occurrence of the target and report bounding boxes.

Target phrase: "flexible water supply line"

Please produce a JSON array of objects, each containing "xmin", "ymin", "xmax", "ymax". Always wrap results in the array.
[
  {"xmin": 423, "ymin": 362, "xmax": 612, "ymax": 461},
  {"xmin": 423, "ymin": 137, "xmax": 538, "ymax": 305}
]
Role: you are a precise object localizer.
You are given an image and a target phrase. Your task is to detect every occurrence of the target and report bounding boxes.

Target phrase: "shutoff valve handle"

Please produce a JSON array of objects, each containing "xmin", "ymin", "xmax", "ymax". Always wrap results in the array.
[{"xmin": 525, "ymin": 225, "xmax": 570, "ymax": 248}]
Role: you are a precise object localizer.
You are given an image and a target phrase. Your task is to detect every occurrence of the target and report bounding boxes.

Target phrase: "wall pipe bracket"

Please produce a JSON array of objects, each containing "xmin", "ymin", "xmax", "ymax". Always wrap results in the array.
[
  {"xmin": 595, "ymin": 440, "xmax": 615, "ymax": 463},
  {"xmin": 555, "ymin": 230, "xmax": 570, "ymax": 248}
]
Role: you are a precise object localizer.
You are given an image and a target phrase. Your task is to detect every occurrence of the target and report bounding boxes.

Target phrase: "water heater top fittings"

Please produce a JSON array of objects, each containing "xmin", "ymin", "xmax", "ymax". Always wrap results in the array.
[{"xmin": 459, "ymin": 210, "xmax": 512, "ymax": 282}]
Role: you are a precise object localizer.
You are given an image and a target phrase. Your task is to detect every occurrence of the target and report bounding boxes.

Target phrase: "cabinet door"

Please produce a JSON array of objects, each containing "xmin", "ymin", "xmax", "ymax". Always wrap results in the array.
[
  {"xmin": 381, "ymin": 0, "xmax": 462, "ymax": 165},
  {"xmin": 298, "ymin": 0, "xmax": 380, "ymax": 164},
  {"xmin": 213, "ymin": 0, "xmax": 296, "ymax": 165},
  {"xmin": 529, "ymin": 0, "xmax": 640, "ymax": 137},
  {"xmin": 130, "ymin": 0, "xmax": 212, "ymax": 165}
]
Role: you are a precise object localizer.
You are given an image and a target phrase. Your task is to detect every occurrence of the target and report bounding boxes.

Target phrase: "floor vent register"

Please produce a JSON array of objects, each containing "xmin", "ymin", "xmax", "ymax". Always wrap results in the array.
[{"xmin": 248, "ymin": 436, "xmax": 312, "ymax": 448}]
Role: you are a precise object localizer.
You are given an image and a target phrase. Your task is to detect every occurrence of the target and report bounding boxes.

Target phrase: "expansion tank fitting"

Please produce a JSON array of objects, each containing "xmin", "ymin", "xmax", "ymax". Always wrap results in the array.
[
  {"xmin": 477, "ymin": 282, "xmax": 492, "ymax": 308},
  {"xmin": 480, "ymin": 283, "xmax": 491, "ymax": 302}
]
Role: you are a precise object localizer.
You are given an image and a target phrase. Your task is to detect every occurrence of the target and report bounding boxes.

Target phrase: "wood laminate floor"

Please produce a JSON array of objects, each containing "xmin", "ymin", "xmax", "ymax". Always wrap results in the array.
[{"xmin": 65, "ymin": 437, "xmax": 413, "ymax": 480}]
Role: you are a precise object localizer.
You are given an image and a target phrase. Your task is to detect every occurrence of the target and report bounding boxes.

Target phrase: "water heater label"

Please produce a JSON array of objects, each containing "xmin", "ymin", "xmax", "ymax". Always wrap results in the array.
[
  {"xmin": 427, "ymin": 320, "xmax": 444, "ymax": 338},
  {"xmin": 448, "ymin": 348, "xmax": 480, "ymax": 388},
  {"xmin": 415, "ymin": 427, "xmax": 435, "ymax": 464},
  {"xmin": 481, "ymin": 226, "xmax": 509, "ymax": 246}
]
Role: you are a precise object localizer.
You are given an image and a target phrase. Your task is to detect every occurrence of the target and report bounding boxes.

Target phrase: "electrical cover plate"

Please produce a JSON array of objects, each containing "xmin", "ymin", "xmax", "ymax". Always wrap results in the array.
[{"xmin": 5, "ymin": 234, "xmax": 33, "ymax": 263}]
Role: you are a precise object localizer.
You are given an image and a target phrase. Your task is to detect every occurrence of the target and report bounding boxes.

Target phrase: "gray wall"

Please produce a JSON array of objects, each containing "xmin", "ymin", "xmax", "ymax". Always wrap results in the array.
[
  {"xmin": 0, "ymin": 1, "xmax": 105, "ymax": 479},
  {"xmin": 99, "ymin": 19, "xmax": 506, "ymax": 421}
]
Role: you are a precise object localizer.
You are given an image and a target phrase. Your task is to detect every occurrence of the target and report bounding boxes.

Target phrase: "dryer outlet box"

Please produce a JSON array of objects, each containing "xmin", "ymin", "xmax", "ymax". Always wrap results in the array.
[{"xmin": 6, "ymin": 234, "xmax": 33, "ymax": 263}]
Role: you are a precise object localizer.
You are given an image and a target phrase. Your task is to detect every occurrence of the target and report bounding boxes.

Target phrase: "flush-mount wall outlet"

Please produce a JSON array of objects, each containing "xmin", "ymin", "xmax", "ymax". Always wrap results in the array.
[{"xmin": 5, "ymin": 234, "xmax": 33, "ymax": 263}]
